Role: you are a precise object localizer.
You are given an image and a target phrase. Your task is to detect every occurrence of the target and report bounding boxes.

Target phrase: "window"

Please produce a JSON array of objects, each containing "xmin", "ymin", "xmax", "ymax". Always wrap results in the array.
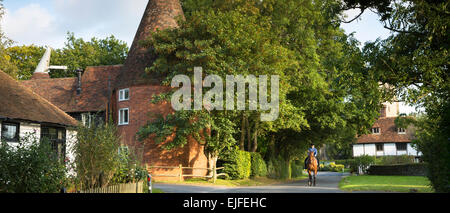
[
  {"xmin": 398, "ymin": 127, "xmax": 406, "ymax": 134},
  {"xmin": 81, "ymin": 113, "xmax": 93, "ymax": 127},
  {"xmin": 119, "ymin": 88, "xmax": 130, "ymax": 101},
  {"xmin": 119, "ymin": 108, "xmax": 129, "ymax": 125},
  {"xmin": 41, "ymin": 126, "xmax": 66, "ymax": 161},
  {"xmin": 376, "ymin": 143, "xmax": 384, "ymax": 151},
  {"xmin": 371, "ymin": 127, "xmax": 380, "ymax": 134},
  {"xmin": 1, "ymin": 122, "xmax": 19, "ymax": 142},
  {"xmin": 396, "ymin": 143, "xmax": 407, "ymax": 151}
]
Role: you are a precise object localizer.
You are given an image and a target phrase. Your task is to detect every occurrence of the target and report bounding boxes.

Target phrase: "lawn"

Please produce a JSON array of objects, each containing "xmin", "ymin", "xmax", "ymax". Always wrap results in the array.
[
  {"xmin": 339, "ymin": 175, "xmax": 434, "ymax": 193},
  {"xmin": 154, "ymin": 175, "xmax": 308, "ymax": 187}
]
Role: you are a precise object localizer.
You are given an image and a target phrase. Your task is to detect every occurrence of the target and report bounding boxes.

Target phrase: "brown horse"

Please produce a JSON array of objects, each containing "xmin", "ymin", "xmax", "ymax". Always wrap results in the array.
[{"xmin": 306, "ymin": 151, "xmax": 318, "ymax": 186}]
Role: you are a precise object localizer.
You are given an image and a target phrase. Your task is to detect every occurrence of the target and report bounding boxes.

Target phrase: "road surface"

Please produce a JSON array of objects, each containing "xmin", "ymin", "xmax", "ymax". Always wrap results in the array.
[{"xmin": 153, "ymin": 172, "xmax": 351, "ymax": 193}]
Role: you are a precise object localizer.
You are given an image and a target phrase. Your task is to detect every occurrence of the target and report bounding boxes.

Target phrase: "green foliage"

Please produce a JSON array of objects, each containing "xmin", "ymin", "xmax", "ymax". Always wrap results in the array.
[
  {"xmin": 356, "ymin": 0, "xmax": 449, "ymax": 192},
  {"xmin": 250, "ymin": 152, "xmax": 268, "ymax": 178},
  {"xmin": 290, "ymin": 160, "xmax": 304, "ymax": 178},
  {"xmin": 72, "ymin": 121, "xmax": 122, "ymax": 189},
  {"xmin": 0, "ymin": 133, "xmax": 67, "ymax": 193},
  {"xmin": 143, "ymin": 0, "xmax": 383, "ymax": 166},
  {"xmin": 349, "ymin": 155, "xmax": 376, "ymax": 174},
  {"xmin": 0, "ymin": 2, "xmax": 19, "ymax": 79},
  {"xmin": 51, "ymin": 32, "xmax": 128, "ymax": 78},
  {"xmin": 375, "ymin": 155, "xmax": 416, "ymax": 165},
  {"xmin": 6, "ymin": 45, "xmax": 45, "ymax": 80},
  {"xmin": 111, "ymin": 147, "xmax": 147, "ymax": 184},
  {"xmin": 333, "ymin": 159, "xmax": 353, "ymax": 168},
  {"xmin": 319, "ymin": 161, "xmax": 344, "ymax": 172},
  {"xmin": 2, "ymin": 32, "xmax": 128, "ymax": 80},
  {"xmin": 410, "ymin": 112, "xmax": 450, "ymax": 192},
  {"xmin": 221, "ymin": 149, "xmax": 251, "ymax": 180},
  {"xmin": 267, "ymin": 156, "xmax": 291, "ymax": 180}
]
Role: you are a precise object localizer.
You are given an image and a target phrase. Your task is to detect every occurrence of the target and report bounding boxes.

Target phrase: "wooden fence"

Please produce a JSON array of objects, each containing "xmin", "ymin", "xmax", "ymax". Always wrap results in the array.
[
  {"xmin": 76, "ymin": 181, "xmax": 144, "ymax": 193},
  {"xmin": 146, "ymin": 164, "xmax": 227, "ymax": 183}
]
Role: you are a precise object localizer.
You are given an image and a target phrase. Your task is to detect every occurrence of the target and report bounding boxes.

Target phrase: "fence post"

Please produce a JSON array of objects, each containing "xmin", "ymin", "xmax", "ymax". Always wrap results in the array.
[{"xmin": 179, "ymin": 164, "xmax": 183, "ymax": 182}]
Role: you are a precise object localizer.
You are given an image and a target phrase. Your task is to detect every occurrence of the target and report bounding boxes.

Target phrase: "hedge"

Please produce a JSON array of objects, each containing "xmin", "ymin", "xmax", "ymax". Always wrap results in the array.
[
  {"xmin": 222, "ymin": 150, "xmax": 251, "ymax": 179},
  {"xmin": 250, "ymin": 152, "xmax": 268, "ymax": 178},
  {"xmin": 267, "ymin": 157, "xmax": 291, "ymax": 180},
  {"xmin": 368, "ymin": 163, "xmax": 428, "ymax": 176},
  {"xmin": 349, "ymin": 155, "xmax": 376, "ymax": 174}
]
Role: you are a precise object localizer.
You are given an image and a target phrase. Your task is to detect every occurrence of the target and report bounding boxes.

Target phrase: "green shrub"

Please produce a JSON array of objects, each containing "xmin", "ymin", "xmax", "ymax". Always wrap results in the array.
[
  {"xmin": 349, "ymin": 155, "xmax": 376, "ymax": 174},
  {"xmin": 111, "ymin": 147, "xmax": 147, "ymax": 184},
  {"xmin": 73, "ymin": 121, "xmax": 122, "ymax": 189},
  {"xmin": 267, "ymin": 157, "xmax": 291, "ymax": 179},
  {"xmin": 375, "ymin": 155, "xmax": 415, "ymax": 165},
  {"xmin": 332, "ymin": 164, "xmax": 345, "ymax": 172},
  {"xmin": 334, "ymin": 159, "xmax": 353, "ymax": 168},
  {"xmin": 221, "ymin": 149, "xmax": 251, "ymax": 179},
  {"xmin": 290, "ymin": 161, "xmax": 303, "ymax": 178},
  {"xmin": 250, "ymin": 152, "xmax": 268, "ymax": 178},
  {"xmin": 0, "ymin": 134, "xmax": 68, "ymax": 193}
]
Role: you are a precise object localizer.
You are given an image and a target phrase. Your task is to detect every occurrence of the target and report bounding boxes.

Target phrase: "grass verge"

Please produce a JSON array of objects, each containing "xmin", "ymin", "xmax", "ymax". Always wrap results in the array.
[
  {"xmin": 339, "ymin": 175, "xmax": 434, "ymax": 193},
  {"xmin": 154, "ymin": 175, "xmax": 308, "ymax": 187}
]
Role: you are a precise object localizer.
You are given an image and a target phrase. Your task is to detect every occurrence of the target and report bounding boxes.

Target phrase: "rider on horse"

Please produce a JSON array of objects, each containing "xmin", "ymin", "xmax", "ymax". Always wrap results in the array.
[{"xmin": 304, "ymin": 144, "xmax": 320, "ymax": 170}]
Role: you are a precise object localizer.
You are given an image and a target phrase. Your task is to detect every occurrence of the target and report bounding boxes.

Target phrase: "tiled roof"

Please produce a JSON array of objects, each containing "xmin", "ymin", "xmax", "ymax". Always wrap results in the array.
[
  {"xmin": 115, "ymin": 0, "xmax": 184, "ymax": 89},
  {"xmin": 357, "ymin": 117, "xmax": 413, "ymax": 144},
  {"xmin": 21, "ymin": 65, "xmax": 123, "ymax": 113},
  {"xmin": 0, "ymin": 70, "xmax": 78, "ymax": 126}
]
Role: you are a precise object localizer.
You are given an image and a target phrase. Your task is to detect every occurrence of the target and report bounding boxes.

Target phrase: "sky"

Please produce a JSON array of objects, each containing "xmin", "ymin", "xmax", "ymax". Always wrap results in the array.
[{"xmin": 1, "ymin": 0, "xmax": 418, "ymax": 114}]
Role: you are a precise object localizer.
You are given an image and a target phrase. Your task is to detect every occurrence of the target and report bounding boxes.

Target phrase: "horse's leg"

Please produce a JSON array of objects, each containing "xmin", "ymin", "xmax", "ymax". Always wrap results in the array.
[
  {"xmin": 313, "ymin": 170, "xmax": 316, "ymax": 186},
  {"xmin": 308, "ymin": 170, "xmax": 312, "ymax": 186}
]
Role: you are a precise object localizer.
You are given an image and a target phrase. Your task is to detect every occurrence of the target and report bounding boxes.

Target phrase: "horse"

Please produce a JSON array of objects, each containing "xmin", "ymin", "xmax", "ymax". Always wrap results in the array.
[{"xmin": 306, "ymin": 151, "xmax": 318, "ymax": 186}]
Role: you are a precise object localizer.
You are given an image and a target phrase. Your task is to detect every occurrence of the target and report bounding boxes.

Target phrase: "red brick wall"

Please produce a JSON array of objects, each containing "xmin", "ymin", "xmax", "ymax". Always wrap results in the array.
[{"xmin": 115, "ymin": 85, "xmax": 208, "ymax": 181}]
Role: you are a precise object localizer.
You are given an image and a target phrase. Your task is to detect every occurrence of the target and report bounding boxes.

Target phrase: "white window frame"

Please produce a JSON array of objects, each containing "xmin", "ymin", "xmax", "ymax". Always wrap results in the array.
[
  {"xmin": 371, "ymin": 127, "xmax": 380, "ymax": 134},
  {"xmin": 119, "ymin": 88, "xmax": 130, "ymax": 101},
  {"xmin": 81, "ymin": 113, "xmax": 92, "ymax": 127},
  {"xmin": 397, "ymin": 127, "xmax": 406, "ymax": 134},
  {"xmin": 118, "ymin": 108, "xmax": 129, "ymax": 125}
]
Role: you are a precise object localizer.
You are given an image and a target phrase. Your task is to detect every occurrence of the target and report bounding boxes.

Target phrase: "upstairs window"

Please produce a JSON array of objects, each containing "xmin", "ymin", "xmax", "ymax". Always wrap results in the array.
[
  {"xmin": 1, "ymin": 122, "xmax": 19, "ymax": 142},
  {"xmin": 397, "ymin": 128, "xmax": 406, "ymax": 134},
  {"xmin": 81, "ymin": 113, "xmax": 93, "ymax": 127},
  {"xmin": 371, "ymin": 127, "xmax": 380, "ymax": 134},
  {"xmin": 376, "ymin": 143, "xmax": 384, "ymax": 151},
  {"xmin": 119, "ymin": 108, "xmax": 129, "ymax": 125},
  {"xmin": 396, "ymin": 143, "xmax": 407, "ymax": 151},
  {"xmin": 119, "ymin": 88, "xmax": 130, "ymax": 101}
]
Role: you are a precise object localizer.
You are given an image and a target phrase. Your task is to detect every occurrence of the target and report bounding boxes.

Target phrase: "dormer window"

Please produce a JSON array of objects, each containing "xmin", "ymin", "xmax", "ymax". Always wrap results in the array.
[
  {"xmin": 398, "ymin": 128, "xmax": 406, "ymax": 134},
  {"xmin": 371, "ymin": 127, "xmax": 380, "ymax": 134},
  {"xmin": 119, "ymin": 88, "xmax": 129, "ymax": 101}
]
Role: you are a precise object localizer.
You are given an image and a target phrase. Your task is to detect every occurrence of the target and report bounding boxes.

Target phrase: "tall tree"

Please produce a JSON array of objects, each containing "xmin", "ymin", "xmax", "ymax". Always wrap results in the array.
[
  {"xmin": 345, "ymin": 0, "xmax": 449, "ymax": 192},
  {"xmin": 0, "ymin": 1, "xmax": 19, "ymax": 79},
  {"xmin": 4, "ymin": 32, "xmax": 129, "ymax": 80},
  {"xmin": 138, "ymin": 0, "xmax": 384, "ymax": 177}
]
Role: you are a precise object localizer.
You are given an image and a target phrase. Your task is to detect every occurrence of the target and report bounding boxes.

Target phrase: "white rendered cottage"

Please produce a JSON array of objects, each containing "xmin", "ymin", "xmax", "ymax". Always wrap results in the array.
[
  {"xmin": 0, "ymin": 70, "xmax": 78, "ymax": 162},
  {"xmin": 353, "ymin": 101, "xmax": 422, "ymax": 160}
]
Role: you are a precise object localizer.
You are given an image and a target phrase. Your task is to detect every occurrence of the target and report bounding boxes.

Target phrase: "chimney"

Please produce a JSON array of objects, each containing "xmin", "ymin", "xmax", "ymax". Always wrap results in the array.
[
  {"xmin": 380, "ymin": 105, "xmax": 387, "ymax": 117},
  {"xmin": 76, "ymin": 69, "xmax": 83, "ymax": 95}
]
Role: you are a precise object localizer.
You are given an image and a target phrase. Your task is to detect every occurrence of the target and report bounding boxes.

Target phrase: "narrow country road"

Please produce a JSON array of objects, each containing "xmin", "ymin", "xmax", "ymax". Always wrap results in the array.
[{"xmin": 153, "ymin": 172, "xmax": 351, "ymax": 193}]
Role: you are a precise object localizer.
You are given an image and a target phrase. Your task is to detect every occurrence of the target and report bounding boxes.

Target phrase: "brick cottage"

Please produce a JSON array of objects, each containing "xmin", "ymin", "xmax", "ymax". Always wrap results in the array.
[{"xmin": 21, "ymin": 0, "xmax": 208, "ymax": 181}]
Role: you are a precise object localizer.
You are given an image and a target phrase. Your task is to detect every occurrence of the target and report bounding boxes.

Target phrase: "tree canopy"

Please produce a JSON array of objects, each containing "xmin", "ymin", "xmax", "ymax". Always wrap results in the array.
[
  {"xmin": 349, "ymin": 0, "xmax": 449, "ymax": 192},
  {"xmin": 137, "ymin": 0, "xmax": 385, "ymax": 175},
  {"xmin": 1, "ymin": 32, "xmax": 128, "ymax": 80}
]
